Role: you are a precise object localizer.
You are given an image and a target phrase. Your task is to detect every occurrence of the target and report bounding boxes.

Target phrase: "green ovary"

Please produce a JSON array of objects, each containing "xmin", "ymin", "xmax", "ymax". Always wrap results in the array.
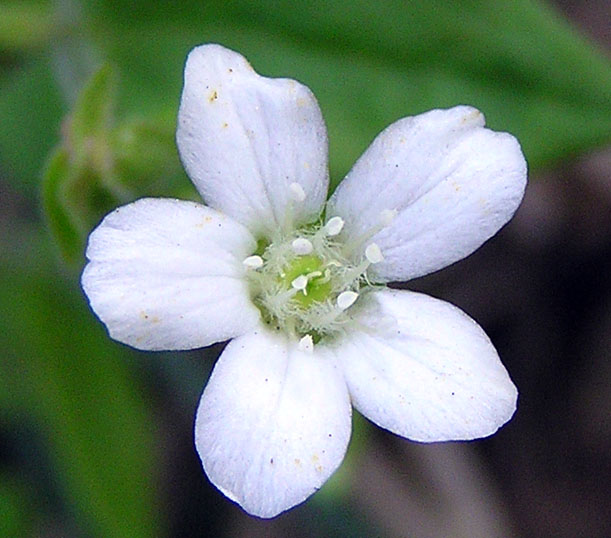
[{"xmin": 281, "ymin": 254, "xmax": 332, "ymax": 307}]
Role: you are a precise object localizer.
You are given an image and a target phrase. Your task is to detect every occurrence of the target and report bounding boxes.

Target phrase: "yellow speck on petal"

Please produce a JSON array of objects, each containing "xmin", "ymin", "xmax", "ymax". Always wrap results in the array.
[
  {"xmin": 208, "ymin": 90, "xmax": 218, "ymax": 103},
  {"xmin": 461, "ymin": 109, "xmax": 483, "ymax": 124},
  {"xmin": 478, "ymin": 197, "xmax": 490, "ymax": 214},
  {"xmin": 140, "ymin": 311, "xmax": 160, "ymax": 323},
  {"xmin": 195, "ymin": 216, "xmax": 214, "ymax": 228}
]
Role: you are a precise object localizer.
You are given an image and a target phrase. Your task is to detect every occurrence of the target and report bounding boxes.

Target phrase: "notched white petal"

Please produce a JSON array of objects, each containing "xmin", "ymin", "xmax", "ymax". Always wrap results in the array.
[
  {"xmin": 195, "ymin": 331, "xmax": 351, "ymax": 517},
  {"xmin": 177, "ymin": 44, "xmax": 329, "ymax": 237},
  {"xmin": 334, "ymin": 289, "xmax": 518, "ymax": 442},
  {"xmin": 82, "ymin": 198, "xmax": 261, "ymax": 351},
  {"xmin": 329, "ymin": 105, "xmax": 527, "ymax": 282}
]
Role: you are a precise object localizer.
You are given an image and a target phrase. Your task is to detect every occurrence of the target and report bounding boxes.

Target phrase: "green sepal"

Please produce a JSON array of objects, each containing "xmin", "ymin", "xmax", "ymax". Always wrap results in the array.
[
  {"xmin": 111, "ymin": 119, "xmax": 183, "ymax": 195},
  {"xmin": 41, "ymin": 64, "xmax": 124, "ymax": 263},
  {"xmin": 67, "ymin": 63, "xmax": 116, "ymax": 160},
  {"xmin": 41, "ymin": 147, "xmax": 84, "ymax": 263}
]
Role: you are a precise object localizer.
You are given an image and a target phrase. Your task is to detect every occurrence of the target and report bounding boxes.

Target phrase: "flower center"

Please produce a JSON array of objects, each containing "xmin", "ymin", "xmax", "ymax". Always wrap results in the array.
[
  {"xmin": 281, "ymin": 254, "xmax": 331, "ymax": 307},
  {"xmin": 244, "ymin": 212, "xmax": 384, "ymax": 344}
]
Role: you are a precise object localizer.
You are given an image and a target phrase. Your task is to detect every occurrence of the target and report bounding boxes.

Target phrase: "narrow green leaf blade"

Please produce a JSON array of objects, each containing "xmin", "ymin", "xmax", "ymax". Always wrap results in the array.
[{"xmin": 0, "ymin": 232, "xmax": 161, "ymax": 537}]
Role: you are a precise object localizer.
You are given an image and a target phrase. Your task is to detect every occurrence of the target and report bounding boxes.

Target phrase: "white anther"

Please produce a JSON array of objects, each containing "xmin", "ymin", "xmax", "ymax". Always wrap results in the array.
[
  {"xmin": 299, "ymin": 334, "xmax": 314, "ymax": 353},
  {"xmin": 291, "ymin": 237, "xmax": 313, "ymax": 255},
  {"xmin": 289, "ymin": 182, "xmax": 306, "ymax": 202},
  {"xmin": 291, "ymin": 275, "xmax": 308, "ymax": 292},
  {"xmin": 365, "ymin": 243, "xmax": 384, "ymax": 264},
  {"xmin": 243, "ymin": 255, "xmax": 264, "ymax": 269},
  {"xmin": 325, "ymin": 216, "xmax": 344, "ymax": 236},
  {"xmin": 379, "ymin": 209, "xmax": 398, "ymax": 226},
  {"xmin": 337, "ymin": 290, "xmax": 359, "ymax": 310}
]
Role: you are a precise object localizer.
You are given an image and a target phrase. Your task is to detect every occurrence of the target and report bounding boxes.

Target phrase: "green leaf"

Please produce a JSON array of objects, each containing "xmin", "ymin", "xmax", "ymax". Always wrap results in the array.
[
  {"xmin": 80, "ymin": 0, "xmax": 610, "ymax": 177},
  {"xmin": 0, "ymin": 230, "xmax": 161, "ymax": 537},
  {"xmin": 0, "ymin": 57, "xmax": 64, "ymax": 195},
  {"xmin": 0, "ymin": 476, "xmax": 34, "ymax": 537},
  {"xmin": 0, "ymin": 1, "xmax": 55, "ymax": 51}
]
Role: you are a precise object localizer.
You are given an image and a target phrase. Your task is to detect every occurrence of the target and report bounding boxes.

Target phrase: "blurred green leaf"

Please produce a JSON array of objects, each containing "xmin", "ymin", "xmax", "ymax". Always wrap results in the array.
[
  {"xmin": 3, "ymin": 0, "xmax": 609, "ymax": 200},
  {"xmin": 0, "ymin": 57, "xmax": 64, "ymax": 194},
  {"xmin": 0, "ymin": 476, "xmax": 33, "ymax": 537},
  {"xmin": 208, "ymin": 0, "xmax": 611, "ymax": 175},
  {"xmin": 41, "ymin": 64, "xmax": 188, "ymax": 262},
  {"xmin": 0, "ymin": 1, "xmax": 55, "ymax": 51},
  {"xmin": 79, "ymin": 0, "xmax": 610, "ymax": 180},
  {"xmin": 0, "ymin": 230, "xmax": 161, "ymax": 537}
]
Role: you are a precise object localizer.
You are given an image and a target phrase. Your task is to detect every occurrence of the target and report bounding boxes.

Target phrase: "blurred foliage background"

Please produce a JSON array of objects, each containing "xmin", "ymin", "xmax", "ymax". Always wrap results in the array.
[{"xmin": 1, "ymin": 0, "xmax": 610, "ymax": 536}]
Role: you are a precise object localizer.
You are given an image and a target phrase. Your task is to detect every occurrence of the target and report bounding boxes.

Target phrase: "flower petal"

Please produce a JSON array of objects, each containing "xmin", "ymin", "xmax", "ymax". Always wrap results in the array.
[
  {"xmin": 177, "ymin": 44, "xmax": 329, "ymax": 237},
  {"xmin": 328, "ymin": 106, "xmax": 527, "ymax": 282},
  {"xmin": 195, "ymin": 330, "xmax": 351, "ymax": 518},
  {"xmin": 331, "ymin": 288, "xmax": 517, "ymax": 442},
  {"xmin": 82, "ymin": 198, "xmax": 260, "ymax": 351}
]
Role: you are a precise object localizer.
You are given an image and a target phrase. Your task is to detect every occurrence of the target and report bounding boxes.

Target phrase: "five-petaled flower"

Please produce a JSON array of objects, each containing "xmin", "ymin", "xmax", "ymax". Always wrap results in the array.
[{"xmin": 82, "ymin": 44, "xmax": 527, "ymax": 518}]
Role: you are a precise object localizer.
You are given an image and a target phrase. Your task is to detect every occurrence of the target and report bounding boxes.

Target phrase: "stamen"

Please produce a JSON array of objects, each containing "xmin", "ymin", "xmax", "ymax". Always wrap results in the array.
[
  {"xmin": 291, "ymin": 237, "xmax": 313, "ymax": 255},
  {"xmin": 325, "ymin": 216, "xmax": 344, "ymax": 236},
  {"xmin": 365, "ymin": 243, "xmax": 384, "ymax": 264},
  {"xmin": 289, "ymin": 182, "xmax": 306, "ymax": 202},
  {"xmin": 341, "ymin": 211, "xmax": 396, "ymax": 258},
  {"xmin": 298, "ymin": 334, "xmax": 314, "ymax": 352},
  {"xmin": 337, "ymin": 291, "xmax": 358, "ymax": 310},
  {"xmin": 291, "ymin": 275, "xmax": 308, "ymax": 293},
  {"xmin": 243, "ymin": 255, "xmax": 264, "ymax": 269},
  {"xmin": 379, "ymin": 209, "xmax": 398, "ymax": 226}
]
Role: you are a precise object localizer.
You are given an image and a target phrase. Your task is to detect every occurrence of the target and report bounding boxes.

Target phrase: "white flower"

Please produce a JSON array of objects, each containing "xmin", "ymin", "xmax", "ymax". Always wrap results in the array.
[{"xmin": 81, "ymin": 44, "xmax": 527, "ymax": 518}]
